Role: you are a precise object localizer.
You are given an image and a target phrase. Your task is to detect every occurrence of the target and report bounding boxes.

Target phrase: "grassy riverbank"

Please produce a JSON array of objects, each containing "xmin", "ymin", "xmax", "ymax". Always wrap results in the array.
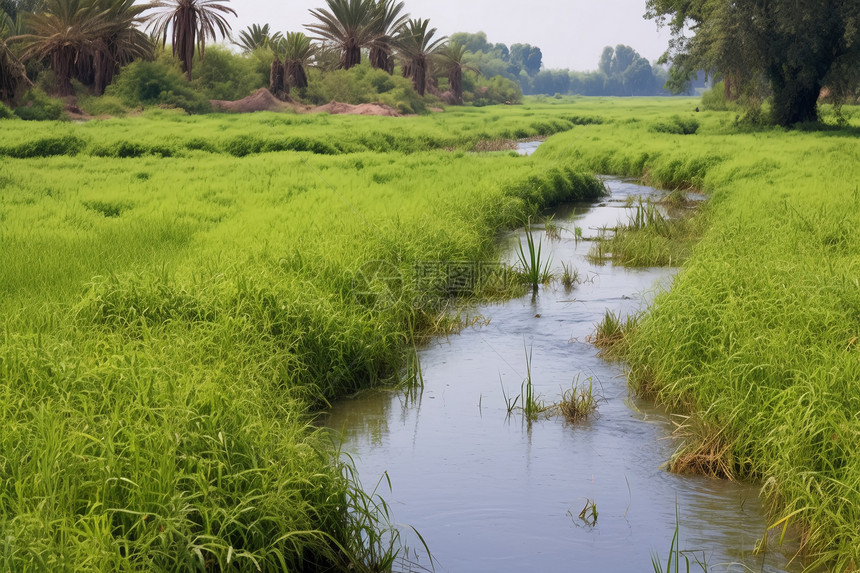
[
  {"xmin": 0, "ymin": 107, "xmax": 603, "ymax": 570},
  {"xmin": 537, "ymin": 98, "xmax": 860, "ymax": 570},
  {"xmin": 3, "ymin": 97, "xmax": 858, "ymax": 570}
]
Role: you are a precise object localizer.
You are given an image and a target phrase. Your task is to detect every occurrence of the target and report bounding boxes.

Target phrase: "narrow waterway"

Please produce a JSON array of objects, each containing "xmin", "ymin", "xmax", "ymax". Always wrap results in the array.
[{"xmin": 325, "ymin": 172, "xmax": 801, "ymax": 572}]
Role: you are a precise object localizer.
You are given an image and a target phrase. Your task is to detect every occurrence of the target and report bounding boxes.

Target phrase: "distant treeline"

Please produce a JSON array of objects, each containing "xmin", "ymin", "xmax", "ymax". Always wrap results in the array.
[{"xmin": 452, "ymin": 31, "xmax": 704, "ymax": 97}]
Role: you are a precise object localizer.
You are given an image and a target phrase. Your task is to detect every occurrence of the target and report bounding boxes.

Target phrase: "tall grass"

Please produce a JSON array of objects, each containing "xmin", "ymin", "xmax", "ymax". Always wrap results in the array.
[
  {"xmin": 516, "ymin": 221, "xmax": 553, "ymax": 291},
  {"xmin": 0, "ymin": 106, "xmax": 605, "ymax": 569},
  {"xmin": 537, "ymin": 97, "xmax": 860, "ymax": 569}
]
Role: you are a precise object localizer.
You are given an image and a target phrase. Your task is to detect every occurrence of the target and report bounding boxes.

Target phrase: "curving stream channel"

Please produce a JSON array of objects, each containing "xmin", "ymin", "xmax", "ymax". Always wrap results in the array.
[{"xmin": 324, "ymin": 151, "xmax": 801, "ymax": 572}]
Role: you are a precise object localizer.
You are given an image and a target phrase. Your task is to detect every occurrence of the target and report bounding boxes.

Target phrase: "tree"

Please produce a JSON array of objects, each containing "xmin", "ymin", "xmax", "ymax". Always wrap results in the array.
[
  {"xmin": 397, "ymin": 18, "xmax": 444, "ymax": 96},
  {"xmin": 1, "ymin": 10, "xmax": 31, "ymax": 103},
  {"xmin": 14, "ymin": 0, "xmax": 111, "ymax": 96},
  {"xmin": 509, "ymin": 43, "xmax": 541, "ymax": 76},
  {"xmin": 282, "ymin": 31, "xmax": 313, "ymax": 89},
  {"xmin": 234, "ymin": 23, "xmax": 278, "ymax": 53},
  {"xmin": 147, "ymin": 0, "xmax": 235, "ymax": 81},
  {"xmin": 367, "ymin": 0, "xmax": 406, "ymax": 73},
  {"xmin": 647, "ymin": 0, "xmax": 860, "ymax": 126},
  {"xmin": 87, "ymin": 0, "xmax": 153, "ymax": 95},
  {"xmin": 306, "ymin": 0, "xmax": 381, "ymax": 70},
  {"xmin": 437, "ymin": 40, "xmax": 478, "ymax": 104},
  {"xmin": 597, "ymin": 45, "xmax": 658, "ymax": 96},
  {"xmin": 448, "ymin": 31, "xmax": 491, "ymax": 54}
]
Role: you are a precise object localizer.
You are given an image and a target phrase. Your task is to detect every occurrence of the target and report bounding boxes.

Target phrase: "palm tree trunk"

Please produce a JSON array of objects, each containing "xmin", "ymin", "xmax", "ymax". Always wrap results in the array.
[
  {"xmin": 412, "ymin": 55, "xmax": 426, "ymax": 96},
  {"xmin": 286, "ymin": 61, "xmax": 307, "ymax": 89},
  {"xmin": 449, "ymin": 67, "xmax": 463, "ymax": 104},
  {"xmin": 52, "ymin": 46, "xmax": 76, "ymax": 96},
  {"xmin": 270, "ymin": 58, "xmax": 285, "ymax": 99},
  {"xmin": 342, "ymin": 37, "xmax": 360, "ymax": 70}
]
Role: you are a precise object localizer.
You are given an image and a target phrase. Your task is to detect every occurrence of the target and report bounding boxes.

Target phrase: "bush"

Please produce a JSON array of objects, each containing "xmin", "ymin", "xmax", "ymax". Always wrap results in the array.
[
  {"xmin": 0, "ymin": 135, "xmax": 86, "ymax": 158},
  {"xmin": 13, "ymin": 89, "xmax": 65, "ymax": 121},
  {"xmin": 701, "ymin": 81, "xmax": 729, "ymax": 111},
  {"xmin": 303, "ymin": 63, "xmax": 430, "ymax": 114},
  {"xmin": 191, "ymin": 45, "xmax": 266, "ymax": 101},
  {"xmin": 106, "ymin": 57, "xmax": 211, "ymax": 114},
  {"xmin": 0, "ymin": 101, "xmax": 17, "ymax": 119},
  {"xmin": 650, "ymin": 115, "xmax": 700, "ymax": 135},
  {"xmin": 469, "ymin": 75, "xmax": 523, "ymax": 106},
  {"xmin": 76, "ymin": 93, "xmax": 129, "ymax": 117}
]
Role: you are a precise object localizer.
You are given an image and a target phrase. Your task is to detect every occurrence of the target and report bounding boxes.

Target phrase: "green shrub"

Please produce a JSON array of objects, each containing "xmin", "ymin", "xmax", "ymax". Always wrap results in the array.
[
  {"xmin": 0, "ymin": 135, "xmax": 86, "ymax": 158},
  {"xmin": 107, "ymin": 58, "xmax": 211, "ymax": 114},
  {"xmin": 469, "ymin": 75, "xmax": 523, "ymax": 106},
  {"xmin": 191, "ymin": 45, "xmax": 266, "ymax": 101},
  {"xmin": 0, "ymin": 101, "xmax": 17, "ymax": 119},
  {"xmin": 13, "ymin": 89, "xmax": 65, "ymax": 121},
  {"xmin": 90, "ymin": 141, "xmax": 175, "ymax": 158},
  {"xmin": 76, "ymin": 93, "xmax": 129, "ymax": 116},
  {"xmin": 650, "ymin": 115, "xmax": 700, "ymax": 135},
  {"xmin": 701, "ymin": 81, "xmax": 729, "ymax": 111},
  {"xmin": 303, "ymin": 63, "xmax": 430, "ymax": 113}
]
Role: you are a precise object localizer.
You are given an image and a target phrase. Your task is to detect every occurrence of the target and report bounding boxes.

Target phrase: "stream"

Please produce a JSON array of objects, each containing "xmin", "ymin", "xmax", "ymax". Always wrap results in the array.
[{"xmin": 324, "ymin": 150, "xmax": 800, "ymax": 572}]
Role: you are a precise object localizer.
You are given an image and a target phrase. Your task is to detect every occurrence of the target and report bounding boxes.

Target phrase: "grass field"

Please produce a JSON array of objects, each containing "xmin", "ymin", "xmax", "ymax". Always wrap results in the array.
[
  {"xmin": 0, "ymin": 104, "xmax": 604, "ymax": 571},
  {"xmin": 2, "ymin": 97, "xmax": 859, "ymax": 571}
]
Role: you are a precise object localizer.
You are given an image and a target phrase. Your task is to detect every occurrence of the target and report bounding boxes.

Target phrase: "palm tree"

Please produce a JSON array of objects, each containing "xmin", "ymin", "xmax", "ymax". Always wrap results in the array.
[
  {"xmin": 305, "ymin": 0, "xmax": 380, "ymax": 70},
  {"xmin": 146, "ymin": 0, "xmax": 235, "ymax": 81},
  {"xmin": 367, "ymin": 0, "xmax": 405, "ymax": 73},
  {"xmin": 13, "ymin": 0, "xmax": 110, "ymax": 96},
  {"xmin": 1, "ymin": 10, "xmax": 31, "ymax": 104},
  {"xmin": 397, "ymin": 18, "xmax": 444, "ymax": 96},
  {"xmin": 234, "ymin": 22, "xmax": 278, "ymax": 53},
  {"xmin": 436, "ymin": 40, "xmax": 478, "ymax": 104},
  {"xmin": 267, "ymin": 34, "xmax": 285, "ymax": 98},
  {"xmin": 282, "ymin": 31, "xmax": 313, "ymax": 90},
  {"xmin": 88, "ymin": 0, "xmax": 153, "ymax": 95}
]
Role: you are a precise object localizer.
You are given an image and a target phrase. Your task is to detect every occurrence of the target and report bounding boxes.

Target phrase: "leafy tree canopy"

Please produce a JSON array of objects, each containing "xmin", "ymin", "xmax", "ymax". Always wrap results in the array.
[
  {"xmin": 509, "ymin": 43, "xmax": 541, "ymax": 76},
  {"xmin": 646, "ymin": 0, "xmax": 860, "ymax": 125}
]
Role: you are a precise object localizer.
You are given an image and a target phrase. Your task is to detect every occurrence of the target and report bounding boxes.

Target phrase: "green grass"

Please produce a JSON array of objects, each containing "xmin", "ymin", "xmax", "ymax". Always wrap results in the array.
[
  {"xmin": 515, "ymin": 221, "xmax": 553, "ymax": 291},
  {"xmin": 0, "ymin": 105, "xmax": 605, "ymax": 570},
  {"xmin": 532, "ymin": 97, "xmax": 860, "ymax": 569},
  {"xmin": 556, "ymin": 376, "xmax": 599, "ymax": 424},
  {"xmin": 3, "ymin": 96, "xmax": 860, "ymax": 570}
]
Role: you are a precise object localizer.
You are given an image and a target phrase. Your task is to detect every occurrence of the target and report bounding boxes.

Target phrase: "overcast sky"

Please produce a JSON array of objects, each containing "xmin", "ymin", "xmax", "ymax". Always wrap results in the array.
[{"xmin": 230, "ymin": 0, "xmax": 672, "ymax": 72}]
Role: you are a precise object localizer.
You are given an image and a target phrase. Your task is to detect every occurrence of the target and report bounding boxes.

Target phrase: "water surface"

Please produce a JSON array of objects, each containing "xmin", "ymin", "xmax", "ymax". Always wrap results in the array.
[{"xmin": 325, "ymin": 179, "xmax": 801, "ymax": 573}]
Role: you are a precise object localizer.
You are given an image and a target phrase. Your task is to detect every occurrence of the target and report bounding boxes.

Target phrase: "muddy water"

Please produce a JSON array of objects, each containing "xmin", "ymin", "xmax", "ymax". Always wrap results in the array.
[{"xmin": 325, "ymin": 178, "xmax": 800, "ymax": 572}]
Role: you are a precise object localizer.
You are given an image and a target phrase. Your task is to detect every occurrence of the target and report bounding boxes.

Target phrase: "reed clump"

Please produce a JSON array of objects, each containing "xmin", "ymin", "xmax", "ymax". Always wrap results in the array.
[
  {"xmin": 556, "ymin": 377, "xmax": 599, "ymax": 424},
  {"xmin": 588, "ymin": 309, "xmax": 640, "ymax": 357},
  {"xmin": 588, "ymin": 197, "xmax": 706, "ymax": 267}
]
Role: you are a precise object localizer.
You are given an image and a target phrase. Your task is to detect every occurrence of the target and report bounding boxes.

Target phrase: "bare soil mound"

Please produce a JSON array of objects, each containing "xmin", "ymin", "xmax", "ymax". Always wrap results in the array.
[
  {"xmin": 211, "ymin": 88, "xmax": 292, "ymax": 113},
  {"xmin": 314, "ymin": 101, "xmax": 402, "ymax": 116}
]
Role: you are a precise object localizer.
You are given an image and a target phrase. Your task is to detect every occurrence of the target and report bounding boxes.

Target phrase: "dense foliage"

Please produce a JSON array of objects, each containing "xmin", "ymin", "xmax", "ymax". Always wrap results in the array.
[
  {"xmin": 646, "ymin": 0, "xmax": 860, "ymax": 125},
  {"xmin": 452, "ymin": 31, "xmax": 672, "ymax": 96}
]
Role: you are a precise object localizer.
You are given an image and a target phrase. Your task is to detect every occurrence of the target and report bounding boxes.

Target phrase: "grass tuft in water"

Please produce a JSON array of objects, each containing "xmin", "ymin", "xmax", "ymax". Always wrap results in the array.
[
  {"xmin": 560, "ymin": 261, "xmax": 580, "ymax": 290},
  {"xmin": 516, "ymin": 220, "xmax": 553, "ymax": 291},
  {"xmin": 543, "ymin": 214, "xmax": 562, "ymax": 240},
  {"xmin": 588, "ymin": 197, "xmax": 704, "ymax": 267},
  {"xmin": 556, "ymin": 376, "xmax": 599, "ymax": 424},
  {"xmin": 589, "ymin": 309, "xmax": 640, "ymax": 357}
]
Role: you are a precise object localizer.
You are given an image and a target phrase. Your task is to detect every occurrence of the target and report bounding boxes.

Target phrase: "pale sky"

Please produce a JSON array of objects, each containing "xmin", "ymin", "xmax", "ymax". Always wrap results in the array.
[{"xmin": 229, "ymin": 0, "xmax": 672, "ymax": 72}]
